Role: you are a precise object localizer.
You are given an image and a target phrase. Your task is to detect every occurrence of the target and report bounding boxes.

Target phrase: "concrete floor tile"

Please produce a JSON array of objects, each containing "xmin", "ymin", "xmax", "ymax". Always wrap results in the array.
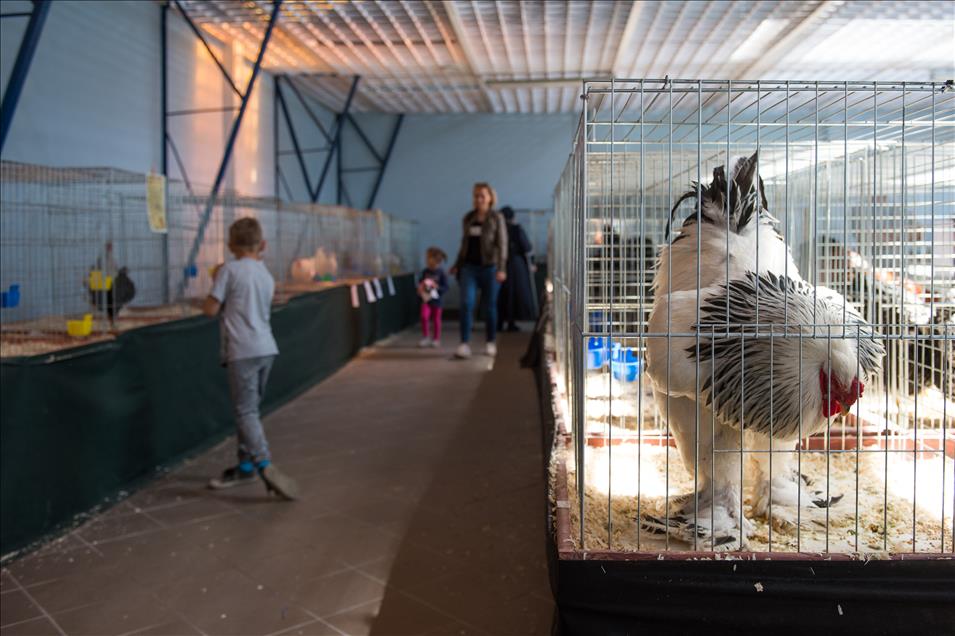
[
  {"xmin": 325, "ymin": 594, "xmax": 450, "ymax": 636},
  {"xmin": 0, "ymin": 617, "xmax": 62, "ymax": 636},
  {"xmin": 49, "ymin": 591, "xmax": 170, "ymax": 636},
  {"xmin": 284, "ymin": 569, "xmax": 385, "ymax": 618},
  {"xmin": 76, "ymin": 511, "xmax": 164, "ymax": 546},
  {"xmin": 0, "ymin": 590, "xmax": 43, "ymax": 627},
  {"xmin": 152, "ymin": 567, "xmax": 312, "ymax": 636}
]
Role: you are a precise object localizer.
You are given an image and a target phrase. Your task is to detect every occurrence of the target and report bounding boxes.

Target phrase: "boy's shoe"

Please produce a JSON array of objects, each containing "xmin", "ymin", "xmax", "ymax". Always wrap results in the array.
[
  {"xmin": 486, "ymin": 342, "xmax": 497, "ymax": 357},
  {"xmin": 260, "ymin": 464, "xmax": 300, "ymax": 501},
  {"xmin": 430, "ymin": 339, "xmax": 440, "ymax": 348},
  {"xmin": 418, "ymin": 337, "xmax": 432, "ymax": 348},
  {"xmin": 208, "ymin": 466, "xmax": 258, "ymax": 490},
  {"xmin": 454, "ymin": 343, "xmax": 472, "ymax": 359}
]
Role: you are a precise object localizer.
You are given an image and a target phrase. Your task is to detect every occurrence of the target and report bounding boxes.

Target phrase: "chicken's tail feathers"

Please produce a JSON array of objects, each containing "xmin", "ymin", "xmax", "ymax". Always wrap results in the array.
[{"xmin": 667, "ymin": 150, "xmax": 771, "ymax": 242}]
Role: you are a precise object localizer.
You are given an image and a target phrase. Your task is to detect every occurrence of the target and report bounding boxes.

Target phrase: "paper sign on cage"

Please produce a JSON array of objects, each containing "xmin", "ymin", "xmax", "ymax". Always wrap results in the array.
[
  {"xmin": 386, "ymin": 276, "xmax": 395, "ymax": 296},
  {"xmin": 373, "ymin": 279, "xmax": 384, "ymax": 299},
  {"xmin": 363, "ymin": 281, "xmax": 376, "ymax": 303},
  {"xmin": 146, "ymin": 173, "xmax": 167, "ymax": 234},
  {"xmin": 350, "ymin": 285, "xmax": 360, "ymax": 308}
]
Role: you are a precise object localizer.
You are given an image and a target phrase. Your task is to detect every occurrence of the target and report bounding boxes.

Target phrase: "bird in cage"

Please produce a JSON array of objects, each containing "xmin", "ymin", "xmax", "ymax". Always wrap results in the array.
[
  {"xmin": 88, "ymin": 241, "xmax": 136, "ymax": 328},
  {"xmin": 644, "ymin": 153, "xmax": 885, "ymax": 549}
]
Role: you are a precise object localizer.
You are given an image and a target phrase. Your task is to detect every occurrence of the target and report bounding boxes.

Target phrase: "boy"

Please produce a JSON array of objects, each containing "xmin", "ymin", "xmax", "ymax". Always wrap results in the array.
[{"xmin": 203, "ymin": 217, "xmax": 298, "ymax": 500}]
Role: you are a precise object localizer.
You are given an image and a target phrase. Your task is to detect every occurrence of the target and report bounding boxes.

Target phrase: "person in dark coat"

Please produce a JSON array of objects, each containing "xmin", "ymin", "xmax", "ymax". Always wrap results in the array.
[{"xmin": 496, "ymin": 206, "xmax": 538, "ymax": 331}]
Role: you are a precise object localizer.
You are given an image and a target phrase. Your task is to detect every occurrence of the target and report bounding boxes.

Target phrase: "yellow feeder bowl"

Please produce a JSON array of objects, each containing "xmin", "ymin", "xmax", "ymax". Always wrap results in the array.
[
  {"xmin": 89, "ymin": 270, "xmax": 113, "ymax": 291},
  {"xmin": 67, "ymin": 313, "xmax": 94, "ymax": 337}
]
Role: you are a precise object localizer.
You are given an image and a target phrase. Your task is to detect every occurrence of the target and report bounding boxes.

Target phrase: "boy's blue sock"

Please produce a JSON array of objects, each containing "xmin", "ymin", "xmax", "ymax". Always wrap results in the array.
[
  {"xmin": 238, "ymin": 461, "xmax": 255, "ymax": 474},
  {"xmin": 256, "ymin": 459, "xmax": 271, "ymax": 470}
]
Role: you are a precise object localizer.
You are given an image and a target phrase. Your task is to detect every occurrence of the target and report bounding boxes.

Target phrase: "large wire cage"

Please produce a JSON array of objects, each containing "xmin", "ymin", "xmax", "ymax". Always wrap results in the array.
[
  {"xmin": 0, "ymin": 160, "xmax": 418, "ymax": 358},
  {"xmin": 551, "ymin": 79, "xmax": 954, "ymax": 556}
]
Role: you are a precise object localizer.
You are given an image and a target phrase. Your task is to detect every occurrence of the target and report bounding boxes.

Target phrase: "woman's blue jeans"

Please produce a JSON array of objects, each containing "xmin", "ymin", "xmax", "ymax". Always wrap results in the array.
[{"xmin": 459, "ymin": 264, "xmax": 499, "ymax": 343}]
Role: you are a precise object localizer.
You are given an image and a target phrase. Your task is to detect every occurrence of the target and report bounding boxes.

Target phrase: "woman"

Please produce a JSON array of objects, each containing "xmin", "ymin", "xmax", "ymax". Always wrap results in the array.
[
  {"xmin": 450, "ymin": 182, "xmax": 508, "ymax": 359},
  {"xmin": 496, "ymin": 206, "xmax": 538, "ymax": 331}
]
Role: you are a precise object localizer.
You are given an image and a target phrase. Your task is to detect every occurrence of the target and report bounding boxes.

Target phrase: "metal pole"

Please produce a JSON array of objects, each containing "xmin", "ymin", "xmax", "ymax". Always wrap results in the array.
[
  {"xmin": 160, "ymin": 1, "xmax": 170, "ymax": 304},
  {"xmin": 276, "ymin": 77, "xmax": 315, "ymax": 200},
  {"xmin": 316, "ymin": 75, "xmax": 359, "ymax": 203},
  {"xmin": 273, "ymin": 74, "xmax": 279, "ymax": 202},
  {"xmin": 0, "ymin": 0, "xmax": 50, "ymax": 153},
  {"xmin": 367, "ymin": 114, "xmax": 404, "ymax": 209},
  {"xmin": 180, "ymin": 0, "xmax": 282, "ymax": 290}
]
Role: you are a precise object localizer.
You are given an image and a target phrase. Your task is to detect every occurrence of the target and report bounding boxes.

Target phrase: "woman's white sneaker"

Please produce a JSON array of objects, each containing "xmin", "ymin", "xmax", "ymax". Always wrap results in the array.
[
  {"xmin": 454, "ymin": 343, "xmax": 472, "ymax": 358},
  {"xmin": 485, "ymin": 342, "xmax": 497, "ymax": 356},
  {"xmin": 418, "ymin": 337, "xmax": 432, "ymax": 348}
]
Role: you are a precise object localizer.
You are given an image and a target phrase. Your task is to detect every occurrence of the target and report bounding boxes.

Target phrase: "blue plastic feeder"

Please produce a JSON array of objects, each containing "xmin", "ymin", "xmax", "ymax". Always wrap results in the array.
[
  {"xmin": 611, "ymin": 347, "xmax": 641, "ymax": 382},
  {"xmin": 586, "ymin": 337, "xmax": 607, "ymax": 369},
  {"xmin": 0, "ymin": 284, "xmax": 20, "ymax": 308}
]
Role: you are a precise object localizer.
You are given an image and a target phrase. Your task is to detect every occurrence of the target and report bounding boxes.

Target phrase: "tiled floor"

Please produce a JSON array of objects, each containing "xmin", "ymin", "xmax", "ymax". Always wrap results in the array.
[{"xmin": 0, "ymin": 326, "xmax": 554, "ymax": 636}]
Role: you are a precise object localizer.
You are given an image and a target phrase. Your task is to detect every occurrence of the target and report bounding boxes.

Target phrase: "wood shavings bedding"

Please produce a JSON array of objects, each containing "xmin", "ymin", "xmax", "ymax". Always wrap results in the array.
[{"xmin": 555, "ymin": 442, "xmax": 953, "ymax": 554}]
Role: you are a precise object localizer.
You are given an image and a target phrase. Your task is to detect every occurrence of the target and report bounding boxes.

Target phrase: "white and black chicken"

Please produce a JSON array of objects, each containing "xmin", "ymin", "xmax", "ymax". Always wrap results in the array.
[{"xmin": 643, "ymin": 153, "xmax": 885, "ymax": 549}]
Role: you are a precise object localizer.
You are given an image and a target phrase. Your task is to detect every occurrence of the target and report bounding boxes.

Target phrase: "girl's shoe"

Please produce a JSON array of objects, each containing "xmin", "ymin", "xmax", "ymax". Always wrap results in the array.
[
  {"xmin": 418, "ymin": 337, "xmax": 432, "ymax": 347},
  {"xmin": 208, "ymin": 466, "xmax": 257, "ymax": 490},
  {"xmin": 260, "ymin": 464, "xmax": 299, "ymax": 501},
  {"xmin": 430, "ymin": 339, "xmax": 440, "ymax": 348}
]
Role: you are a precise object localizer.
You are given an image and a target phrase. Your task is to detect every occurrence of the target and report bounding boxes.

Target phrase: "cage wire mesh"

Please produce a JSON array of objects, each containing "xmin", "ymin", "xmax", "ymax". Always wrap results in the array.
[
  {"xmin": 0, "ymin": 160, "xmax": 418, "ymax": 359},
  {"xmin": 551, "ymin": 79, "xmax": 955, "ymax": 556}
]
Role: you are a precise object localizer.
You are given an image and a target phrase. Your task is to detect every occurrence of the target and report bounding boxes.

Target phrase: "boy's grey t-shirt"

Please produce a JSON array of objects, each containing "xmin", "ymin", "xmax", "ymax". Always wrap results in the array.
[{"xmin": 210, "ymin": 258, "xmax": 279, "ymax": 363}]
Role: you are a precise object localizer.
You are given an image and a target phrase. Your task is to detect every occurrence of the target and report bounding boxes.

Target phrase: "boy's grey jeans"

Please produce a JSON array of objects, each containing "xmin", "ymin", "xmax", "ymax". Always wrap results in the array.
[{"xmin": 226, "ymin": 355, "xmax": 275, "ymax": 464}]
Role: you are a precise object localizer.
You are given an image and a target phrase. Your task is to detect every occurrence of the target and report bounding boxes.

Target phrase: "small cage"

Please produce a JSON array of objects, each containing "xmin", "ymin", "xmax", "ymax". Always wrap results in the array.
[
  {"xmin": 550, "ymin": 79, "xmax": 954, "ymax": 557},
  {"xmin": 0, "ymin": 160, "xmax": 418, "ymax": 358}
]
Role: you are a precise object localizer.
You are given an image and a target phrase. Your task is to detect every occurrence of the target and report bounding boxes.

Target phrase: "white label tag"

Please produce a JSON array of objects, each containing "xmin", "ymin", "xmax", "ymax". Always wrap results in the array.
[
  {"xmin": 386, "ymin": 276, "xmax": 395, "ymax": 296},
  {"xmin": 363, "ymin": 280, "xmax": 377, "ymax": 303},
  {"xmin": 373, "ymin": 279, "xmax": 384, "ymax": 299},
  {"xmin": 350, "ymin": 285, "xmax": 360, "ymax": 308}
]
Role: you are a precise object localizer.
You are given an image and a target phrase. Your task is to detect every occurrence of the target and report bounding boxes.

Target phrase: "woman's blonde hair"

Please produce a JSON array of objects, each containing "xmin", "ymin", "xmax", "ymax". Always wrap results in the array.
[{"xmin": 473, "ymin": 182, "xmax": 497, "ymax": 209}]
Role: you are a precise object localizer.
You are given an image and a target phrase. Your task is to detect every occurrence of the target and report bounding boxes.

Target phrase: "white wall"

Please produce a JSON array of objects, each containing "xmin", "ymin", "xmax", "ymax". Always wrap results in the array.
[{"xmin": 354, "ymin": 112, "xmax": 575, "ymax": 264}]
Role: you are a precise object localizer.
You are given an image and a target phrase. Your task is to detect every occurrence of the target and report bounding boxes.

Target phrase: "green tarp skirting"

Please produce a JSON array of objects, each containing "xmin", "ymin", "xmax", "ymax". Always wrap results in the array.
[{"xmin": 1, "ymin": 274, "xmax": 417, "ymax": 556}]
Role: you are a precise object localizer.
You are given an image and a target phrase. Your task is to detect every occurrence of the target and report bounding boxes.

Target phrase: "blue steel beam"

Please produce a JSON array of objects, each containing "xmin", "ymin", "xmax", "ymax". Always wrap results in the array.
[
  {"xmin": 315, "ymin": 75, "xmax": 359, "ymax": 204},
  {"xmin": 172, "ymin": 0, "xmax": 242, "ymax": 98},
  {"xmin": 180, "ymin": 0, "xmax": 282, "ymax": 291},
  {"xmin": 345, "ymin": 114, "xmax": 384, "ymax": 163},
  {"xmin": 283, "ymin": 76, "xmax": 332, "ymax": 143},
  {"xmin": 160, "ymin": 0, "xmax": 169, "ymax": 303},
  {"xmin": 0, "ymin": 0, "xmax": 50, "ymax": 153},
  {"xmin": 275, "ymin": 76, "xmax": 317, "ymax": 200},
  {"xmin": 367, "ymin": 114, "xmax": 404, "ymax": 210}
]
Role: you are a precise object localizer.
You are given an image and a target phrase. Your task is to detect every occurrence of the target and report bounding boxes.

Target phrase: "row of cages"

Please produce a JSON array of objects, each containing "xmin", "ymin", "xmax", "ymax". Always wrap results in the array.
[
  {"xmin": 0, "ymin": 160, "xmax": 419, "ymax": 359},
  {"xmin": 550, "ymin": 79, "xmax": 955, "ymax": 557}
]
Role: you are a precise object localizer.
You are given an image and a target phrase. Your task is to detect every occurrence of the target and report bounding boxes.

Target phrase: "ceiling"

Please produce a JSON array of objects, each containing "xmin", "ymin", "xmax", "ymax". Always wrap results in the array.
[{"xmin": 178, "ymin": 0, "xmax": 955, "ymax": 114}]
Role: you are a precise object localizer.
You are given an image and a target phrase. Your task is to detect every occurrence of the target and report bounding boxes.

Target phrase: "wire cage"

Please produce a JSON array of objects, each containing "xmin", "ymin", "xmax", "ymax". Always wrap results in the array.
[
  {"xmin": 550, "ymin": 79, "xmax": 955, "ymax": 557},
  {"xmin": 0, "ymin": 160, "xmax": 418, "ymax": 359}
]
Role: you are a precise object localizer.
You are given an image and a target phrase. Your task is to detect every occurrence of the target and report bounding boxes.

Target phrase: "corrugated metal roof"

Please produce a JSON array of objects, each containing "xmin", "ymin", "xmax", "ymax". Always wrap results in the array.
[{"xmin": 176, "ymin": 0, "xmax": 955, "ymax": 113}]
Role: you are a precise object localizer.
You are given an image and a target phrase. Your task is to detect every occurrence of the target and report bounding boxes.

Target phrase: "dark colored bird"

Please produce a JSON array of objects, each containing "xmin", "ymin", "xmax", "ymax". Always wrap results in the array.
[
  {"xmin": 89, "ymin": 242, "xmax": 136, "ymax": 326},
  {"xmin": 89, "ymin": 266, "xmax": 136, "ymax": 324}
]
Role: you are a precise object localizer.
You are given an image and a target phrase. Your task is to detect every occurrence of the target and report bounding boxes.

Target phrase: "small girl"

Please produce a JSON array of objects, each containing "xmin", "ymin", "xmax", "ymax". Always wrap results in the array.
[{"xmin": 418, "ymin": 247, "xmax": 449, "ymax": 347}]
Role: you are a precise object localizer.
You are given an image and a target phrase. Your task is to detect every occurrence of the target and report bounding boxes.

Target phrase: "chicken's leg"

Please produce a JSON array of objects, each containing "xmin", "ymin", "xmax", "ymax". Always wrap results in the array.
[
  {"xmin": 748, "ymin": 436, "xmax": 844, "ymax": 529},
  {"xmin": 641, "ymin": 393, "xmax": 753, "ymax": 550}
]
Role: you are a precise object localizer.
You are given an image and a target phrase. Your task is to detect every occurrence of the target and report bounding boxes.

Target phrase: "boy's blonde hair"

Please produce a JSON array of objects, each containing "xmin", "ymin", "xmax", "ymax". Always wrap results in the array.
[
  {"xmin": 229, "ymin": 217, "xmax": 263, "ymax": 250},
  {"xmin": 473, "ymin": 182, "xmax": 497, "ymax": 209}
]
